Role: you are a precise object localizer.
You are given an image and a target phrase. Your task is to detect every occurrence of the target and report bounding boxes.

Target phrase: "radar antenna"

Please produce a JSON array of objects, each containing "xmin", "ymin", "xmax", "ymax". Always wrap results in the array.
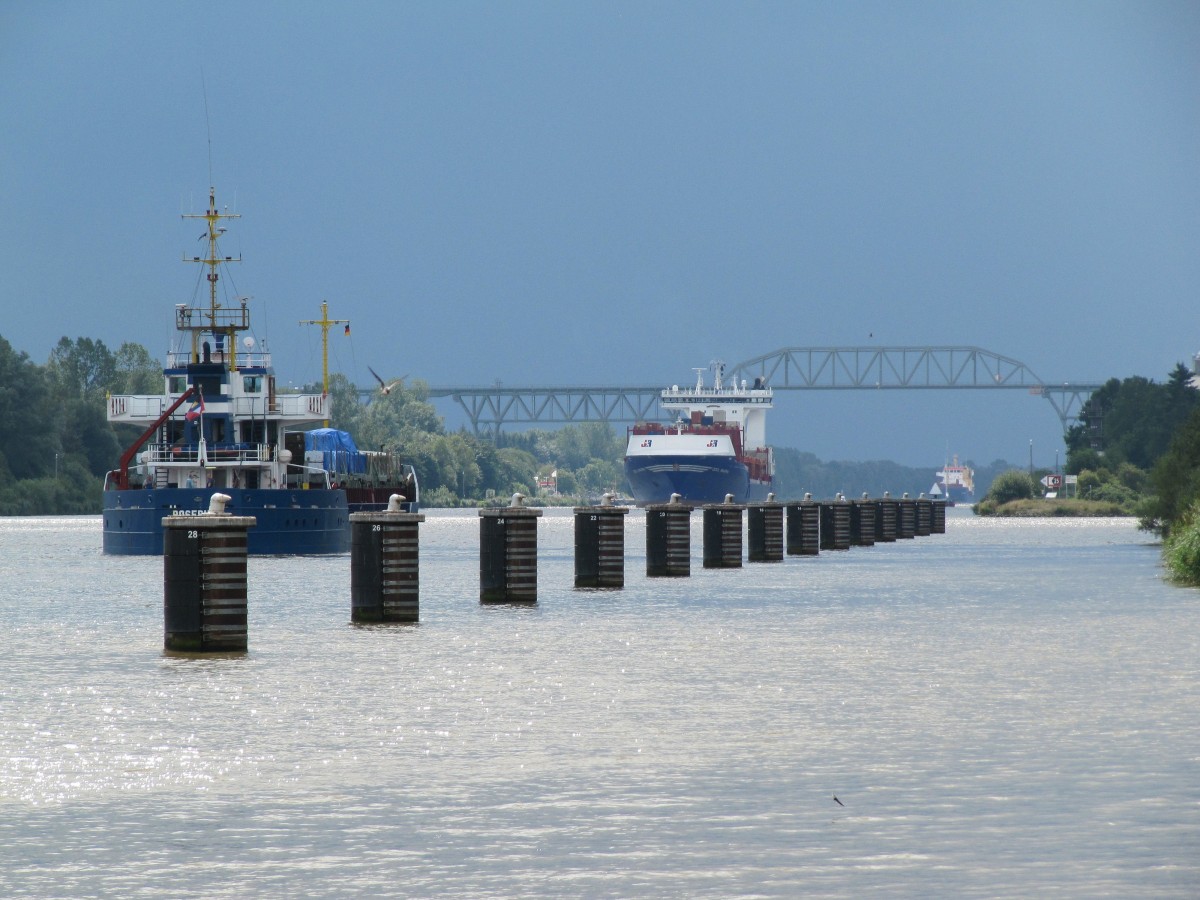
[{"xmin": 709, "ymin": 359, "xmax": 726, "ymax": 391}]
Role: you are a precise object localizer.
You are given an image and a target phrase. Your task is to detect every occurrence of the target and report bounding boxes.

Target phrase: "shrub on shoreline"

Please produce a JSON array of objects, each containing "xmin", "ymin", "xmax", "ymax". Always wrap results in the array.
[{"xmin": 1163, "ymin": 503, "xmax": 1200, "ymax": 585}]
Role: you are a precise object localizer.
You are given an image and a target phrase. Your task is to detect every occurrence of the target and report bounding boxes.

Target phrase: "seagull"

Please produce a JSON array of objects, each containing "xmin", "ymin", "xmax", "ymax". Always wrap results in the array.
[
  {"xmin": 834, "ymin": 796, "xmax": 844, "ymax": 807},
  {"xmin": 368, "ymin": 366, "xmax": 406, "ymax": 396}
]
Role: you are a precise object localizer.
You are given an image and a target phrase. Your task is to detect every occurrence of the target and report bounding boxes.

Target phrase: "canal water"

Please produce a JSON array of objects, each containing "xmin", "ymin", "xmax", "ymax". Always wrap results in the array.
[{"xmin": 1, "ymin": 509, "xmax": 1196, "ymax": 897}]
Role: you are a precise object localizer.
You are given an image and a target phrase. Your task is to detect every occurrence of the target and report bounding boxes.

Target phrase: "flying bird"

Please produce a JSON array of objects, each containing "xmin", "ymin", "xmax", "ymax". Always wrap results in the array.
[
  {"xmin": 834, "ymin": 796, "xmax": 844, "ymax": 807},
  {"xmin": 368, "ymin": 366, "xmax": 406, "ymax": 396}
]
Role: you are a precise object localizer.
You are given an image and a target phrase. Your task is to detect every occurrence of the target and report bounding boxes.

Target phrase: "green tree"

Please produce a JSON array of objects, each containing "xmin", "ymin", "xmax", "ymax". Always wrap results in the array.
[
  {"xmin": 351, "ymin": 380, "xmax": 444, "ymax": 449},
  {"xmin": 1076, "ymin": 469, "xmax": 1103, "ymax": 497},
  {"xmin": 439, "ymin": 433, "xmax": 484, "ymax": 497},
  {"xmin": 554, "ymin": 422, "xmax": 622, "ymax": 470},
  {"xmin": 576, "ymin": 459, "xmax": 622, "ymax": 494},
  {"xmin": 1115, "ymin": 462, "xmax": 1148, "ymax": 494},
  {"xmin": 471, "ymin": 438, "xmax": 503, "ymax": 492},
  {"xmin": 113, "ymin": 342, "xmax": 162, "ymax": 394},
  {"xmin": 1068, "ymin": 366, "xmax": 1199, "ymax": 471},
  {"xmin": 552, "ymin": 469, "xmax": 578, "ymax": 495},
  {"xmin": 61, "ymin": 400, "xmax": 121, "ymax": 477},
  {"xmin": 1066, "ymin": 447, "xmax": 1103, "ymax": 476},
  {"xmin": 495, "ymin": 447, "xmax": 538, "ymax": 492},
  {"xmin": 1144, "ymin": 406, "xmax": 1200, "ymax": 534},
  {"xmin": 0, "ymin": 336, "xmax": 55, "ymax": 480},
  {"xmin": 47, "ymin": 336, "xmax": 117, "ymax": 401},
  {"xmin": 985, "ymin": 470, "xmax": 1035, "ymax": 504},
  {"xmin": 1166, "ymin": 362, "xmax": 1196, "ymax": 422}
]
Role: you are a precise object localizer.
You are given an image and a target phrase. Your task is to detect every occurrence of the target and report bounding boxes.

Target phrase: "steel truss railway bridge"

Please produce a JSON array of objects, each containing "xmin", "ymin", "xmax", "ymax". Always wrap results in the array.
[{"xmin": 419, "ymin": 346, "xmax": 1103, "ymax": 436}]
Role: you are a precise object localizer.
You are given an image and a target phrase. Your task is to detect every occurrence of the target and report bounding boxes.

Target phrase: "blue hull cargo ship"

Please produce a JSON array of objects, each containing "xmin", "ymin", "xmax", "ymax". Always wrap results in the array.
[
  {"xmin": 624, "ymin": 362, "xmax": 774, "ymax": 505},
  {"xmin": 102, "ymin": 187, "xmax": 416, "ymax": 555}
]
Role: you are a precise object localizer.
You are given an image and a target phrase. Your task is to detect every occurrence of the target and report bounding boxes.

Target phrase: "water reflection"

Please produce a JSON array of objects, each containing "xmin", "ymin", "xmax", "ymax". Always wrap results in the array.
[{"xmin": 0, "ymin": 511, "xmax": 1196, "ymax": 897}]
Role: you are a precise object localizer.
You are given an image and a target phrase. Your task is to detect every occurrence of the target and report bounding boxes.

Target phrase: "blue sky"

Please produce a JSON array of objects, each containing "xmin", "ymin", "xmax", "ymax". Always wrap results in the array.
[{"xmin": 2, "ymin": 1, "xmax": 1197, "ymax": 468}]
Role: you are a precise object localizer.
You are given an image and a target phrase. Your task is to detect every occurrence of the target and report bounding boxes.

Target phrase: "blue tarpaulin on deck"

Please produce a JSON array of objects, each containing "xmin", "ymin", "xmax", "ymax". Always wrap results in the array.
[{"xmin": 305, "ymin": 428, "xmax": 366, "ymax": 474}]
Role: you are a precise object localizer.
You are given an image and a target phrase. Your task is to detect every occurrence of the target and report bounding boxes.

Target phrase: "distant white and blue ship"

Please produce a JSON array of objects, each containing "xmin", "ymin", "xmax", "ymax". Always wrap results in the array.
[{"xmin": 624, "ymin": 362, "xmax": 774, "ymax": 505}]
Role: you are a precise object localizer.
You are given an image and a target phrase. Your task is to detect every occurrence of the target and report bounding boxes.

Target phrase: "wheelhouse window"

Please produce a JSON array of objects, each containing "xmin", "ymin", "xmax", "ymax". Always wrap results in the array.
[
  {"xmin": 169, "ymin": 376, "xmax": 187, "ymax": 394},
  {"xmin": 243, "ymin": 375, "xmax": 263, "ymax": 393}
]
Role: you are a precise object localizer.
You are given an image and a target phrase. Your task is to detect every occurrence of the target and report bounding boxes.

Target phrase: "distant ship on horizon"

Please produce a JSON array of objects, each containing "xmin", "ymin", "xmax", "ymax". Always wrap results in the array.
[{"xmin": 930, "ymin": 454, "xmax": 975, "ymax": 505}]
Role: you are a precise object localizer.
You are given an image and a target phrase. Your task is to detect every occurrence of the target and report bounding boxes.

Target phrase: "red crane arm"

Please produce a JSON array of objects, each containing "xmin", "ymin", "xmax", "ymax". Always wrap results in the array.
[{"xmin": 113, "ymin": 386, "xmax": 197, "ymax": 489}]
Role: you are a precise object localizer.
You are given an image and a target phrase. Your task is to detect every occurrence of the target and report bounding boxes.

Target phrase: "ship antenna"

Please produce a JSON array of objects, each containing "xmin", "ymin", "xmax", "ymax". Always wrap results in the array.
[
  {"xmin": 181, "ymin": 85, "xmax": 242, "ymax": 369},
  {"xmin": 299, "ymin": 300, "xmax": 350, "ymax": 428},
  {"xmin": 202, "ymin": 69, "xmax": 214, "ymax": 187}
]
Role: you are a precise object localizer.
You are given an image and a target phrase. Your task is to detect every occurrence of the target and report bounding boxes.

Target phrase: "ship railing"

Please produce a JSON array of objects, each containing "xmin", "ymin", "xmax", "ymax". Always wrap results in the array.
[
  {"xmin": 145, "ymin": 443, "xmax": 202, "ymax": 464},
  {"xmin": 107, "ymin": 395, "xmax": 165, "ymax": 421},
  {"xmin": 166, "ymin": 349, "xmax": 274, "ymax": 368},
  {"xmin": 270, "ymin": 393, "xmax": 329, "ymax": 419},
  {"xmin": 340, "ymin": 456, "xmax": 416, "ymax": 485},
  {"xmin": 175, "ymin": 304, "xmax": 250, "ymax": 331},
  {"xmin": 362, "ymin": 451, "xmax": 410, "ymax": 480},
  {"xmin": 143, "ymin": 442, "xmax": 273, "ymax": 464},
  {"xmin": 230, "ymin": 396, "xmax": 278, "ymax": 416},
  {"xmin": 660, "ymin": 387, "xmax": 774, "ymax": 400}
]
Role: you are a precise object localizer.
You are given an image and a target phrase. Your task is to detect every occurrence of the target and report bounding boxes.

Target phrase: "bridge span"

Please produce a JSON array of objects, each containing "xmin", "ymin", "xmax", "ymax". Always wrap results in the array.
[{"xmin": 418, "ymin": 346, "xmax": 1102, "ymax": 436}]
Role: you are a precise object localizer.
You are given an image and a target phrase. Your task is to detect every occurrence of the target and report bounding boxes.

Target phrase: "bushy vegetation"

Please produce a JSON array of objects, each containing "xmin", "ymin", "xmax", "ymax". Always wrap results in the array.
[
  {"xmin": 976, "ymin": 497, "xmax": 1128, "ymax": 518},
  {"xmin": 0, "ymin": 335, "xmax": 161, "ymax": 514},
  {"xmin": 973, "ymin": 469, "xmax": 1118, "ymax": 516},
  {"xmin": 982, "ymin": 470, "xmax": 1036, "ymax": 505},
  {"xmin": 1163, "ymin": 503, "xmax": 1200, "ymax": 584},
  {"xmin": 1145, "ymin": 407, "xmax": 1200, "ymax": 584}
]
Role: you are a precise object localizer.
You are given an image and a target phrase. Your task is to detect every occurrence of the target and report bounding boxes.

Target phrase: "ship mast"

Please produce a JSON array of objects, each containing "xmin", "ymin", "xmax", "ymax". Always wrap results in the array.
[
  {"xmin": 299, "ymin": 300, "xmax": 350, "ymax": 427},
  {"xmin": 181, "ymin": 187, "xmax": 245, "ymax": 368}
]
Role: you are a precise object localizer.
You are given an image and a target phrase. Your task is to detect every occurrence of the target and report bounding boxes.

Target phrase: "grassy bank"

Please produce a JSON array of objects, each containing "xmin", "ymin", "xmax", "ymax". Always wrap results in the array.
[{"xmin": 973, "ymin": 498, "xmax": 1131, "ymax": 517}]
